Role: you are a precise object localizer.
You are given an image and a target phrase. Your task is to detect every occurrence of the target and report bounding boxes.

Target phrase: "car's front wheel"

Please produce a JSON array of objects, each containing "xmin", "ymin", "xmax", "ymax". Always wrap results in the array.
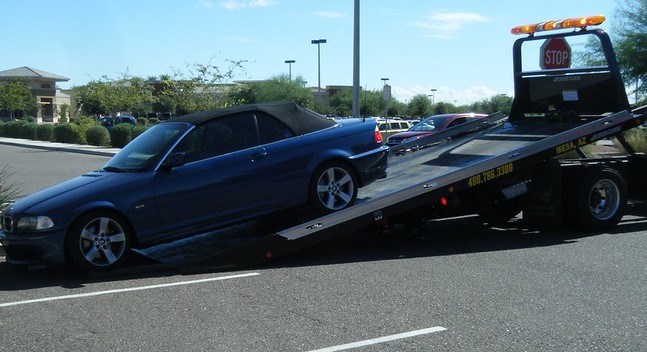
[
  {"xmin": 66, "ymin": 211, "xmax": 131, "ymax": 272},
  {"xmin": 310, "ymin": 162, "xmax": 358, "ymax": 213}
]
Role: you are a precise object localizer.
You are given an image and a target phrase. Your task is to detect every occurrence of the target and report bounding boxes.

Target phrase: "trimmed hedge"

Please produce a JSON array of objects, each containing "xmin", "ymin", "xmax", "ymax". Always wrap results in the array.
[
  {"xmin": 0, "ymin": 121, "xmax": 4, "ymax": 137},
  {"xmin": 54, "ymin": 123, "xmax": 83, "ymax": 144},
  {"xmin": 110, "ymin": 123, "xmax": 135, "ymax": 148},
  {"xmin": 37, "ymin": 124, "xmax": 55, "ymax": 141},
  {"xmin": 86, "ymin": 125, "xmax": 111, "ymax": 146},
  {"xmin": 21, "ymin": 122, "xmax": 38, "ymax": 140},
  {"xmin": 3, "ymin": 121, "xmax": 25, "ymax": 138}
]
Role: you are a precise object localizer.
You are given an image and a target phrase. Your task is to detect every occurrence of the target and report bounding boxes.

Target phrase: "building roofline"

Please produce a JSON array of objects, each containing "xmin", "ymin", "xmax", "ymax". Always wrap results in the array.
[{"xmin": 0, "ymin": 66, "xmax": 70, "ymax": 82}]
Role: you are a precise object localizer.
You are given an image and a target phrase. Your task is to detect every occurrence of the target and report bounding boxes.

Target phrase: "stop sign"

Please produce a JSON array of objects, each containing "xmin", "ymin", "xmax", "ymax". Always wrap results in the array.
[{"xmin": 540, "ymin": 37, "xmax": 571, "ymax": 69}]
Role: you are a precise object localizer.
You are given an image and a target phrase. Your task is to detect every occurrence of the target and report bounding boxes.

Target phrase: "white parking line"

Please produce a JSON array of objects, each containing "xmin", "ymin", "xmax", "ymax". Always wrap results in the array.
[
  {"xmin": 307, "ymin": 326, "xmax": 447, "ymax": 352},
  {"xmin": 0, "ymin": 272, "xmax": 259, "ymax": 308}
]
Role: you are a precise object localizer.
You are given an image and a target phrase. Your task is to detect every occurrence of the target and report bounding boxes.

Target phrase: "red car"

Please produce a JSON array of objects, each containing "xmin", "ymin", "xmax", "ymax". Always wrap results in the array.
[{"xmin": 385, "ymin": 113, "xmax": 486, "ymax": 146}]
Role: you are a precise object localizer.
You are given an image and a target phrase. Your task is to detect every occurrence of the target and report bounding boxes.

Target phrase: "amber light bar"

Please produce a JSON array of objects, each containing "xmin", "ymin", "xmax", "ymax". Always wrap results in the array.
[{"xmin": 511, "ymin": 15, "xmax": 605, "ymax": 35}]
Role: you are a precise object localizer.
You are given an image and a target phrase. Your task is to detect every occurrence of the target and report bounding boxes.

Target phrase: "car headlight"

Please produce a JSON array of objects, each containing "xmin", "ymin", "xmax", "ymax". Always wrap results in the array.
[{"xmin": 16, "ymin": 216, "xmax": 55, "ymax": 231}]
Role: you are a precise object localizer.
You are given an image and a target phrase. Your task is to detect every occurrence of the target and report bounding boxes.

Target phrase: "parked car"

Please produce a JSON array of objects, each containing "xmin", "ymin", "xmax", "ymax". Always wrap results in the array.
[
  {"xmin": 0, "ymin": 101, "xmax": 388, "ymax": 271},
  {"xmin": 376, "ymin": 119, "xmax": 411, "ymax": 134},
  {"xmin": 386, "ymin": 113, "xmax": 486, "ymax": 146},
  {"xmin": 99, "ymin": 115, "xmax": 137, "ymax": 129}
]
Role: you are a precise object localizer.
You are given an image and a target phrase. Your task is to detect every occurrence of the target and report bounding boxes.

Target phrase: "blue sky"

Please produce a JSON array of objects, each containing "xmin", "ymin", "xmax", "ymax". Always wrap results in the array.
[{"xmin": 3, "ymin": 0, "xmax": 618, "ymax": 105}]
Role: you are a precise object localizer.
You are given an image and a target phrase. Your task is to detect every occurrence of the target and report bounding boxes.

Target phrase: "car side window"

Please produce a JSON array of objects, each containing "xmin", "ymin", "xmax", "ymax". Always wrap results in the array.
[
  {"xmin": 174, "ymin": 113, "xmax": 258, "ymax": 163},
  {"xmin": 446, "ymin": 117, "xmax": 466, "ymax": 128},
  {"xmin": 255, "ymin": 112, "xmax": 295, "ymax": 144}
]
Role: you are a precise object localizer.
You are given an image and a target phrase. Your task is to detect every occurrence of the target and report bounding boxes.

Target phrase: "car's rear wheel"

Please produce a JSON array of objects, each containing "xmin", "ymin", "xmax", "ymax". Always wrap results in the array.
[
  {"xmin": 66, "ymin": 211, "xmax": 131, "ymax": 272},
  {"xmin": 310, "ymin": 162, "xmax": 358, "ymax": 213}
]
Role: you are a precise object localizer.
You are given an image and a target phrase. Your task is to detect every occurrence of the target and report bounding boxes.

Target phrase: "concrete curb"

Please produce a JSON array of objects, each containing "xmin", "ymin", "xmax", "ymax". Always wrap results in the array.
[{"xmin": 0, "ymin": 137, "xmax": 120, "ymax": 157}]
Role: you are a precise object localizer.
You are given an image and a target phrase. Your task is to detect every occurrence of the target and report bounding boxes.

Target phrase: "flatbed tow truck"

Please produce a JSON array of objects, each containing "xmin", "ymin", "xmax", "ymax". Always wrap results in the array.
[{"xmin": 136, "ymin": 16, "xmax": 647, "ymax": 273}]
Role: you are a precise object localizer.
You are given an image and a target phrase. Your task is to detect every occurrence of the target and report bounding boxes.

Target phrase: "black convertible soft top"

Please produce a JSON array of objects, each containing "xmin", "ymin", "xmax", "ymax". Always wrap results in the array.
[{"xmin": 169, "ymin": 101, "xmax": 336, "ymax": 135}]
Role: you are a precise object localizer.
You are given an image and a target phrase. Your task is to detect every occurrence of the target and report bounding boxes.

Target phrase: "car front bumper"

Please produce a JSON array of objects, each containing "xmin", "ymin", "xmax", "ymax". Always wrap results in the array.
[{"xmin": 0, "ymin": 229, "xmax": 67, "ymax": 266}]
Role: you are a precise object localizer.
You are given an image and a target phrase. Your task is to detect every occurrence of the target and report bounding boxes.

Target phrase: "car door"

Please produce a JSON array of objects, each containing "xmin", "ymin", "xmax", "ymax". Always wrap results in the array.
[
  {"xmin": 152, "ymin": 112, "xmax": 271, "ymax": 238},
  {"xmin": 252, "ymin": 111, "xmax": 305, "ymax": 206}
]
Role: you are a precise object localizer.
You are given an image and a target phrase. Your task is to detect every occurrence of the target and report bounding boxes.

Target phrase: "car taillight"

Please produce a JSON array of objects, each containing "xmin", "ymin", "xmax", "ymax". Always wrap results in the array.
[{"xmin": 374, "ymin": 127, "xmax": 383, "ymax": 144}]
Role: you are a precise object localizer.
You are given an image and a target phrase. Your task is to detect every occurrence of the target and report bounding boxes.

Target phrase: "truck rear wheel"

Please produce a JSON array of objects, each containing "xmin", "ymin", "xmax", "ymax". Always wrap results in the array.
[{"xmin": 575, "ymin": 168, "xmax": 626, "ymax": 230}]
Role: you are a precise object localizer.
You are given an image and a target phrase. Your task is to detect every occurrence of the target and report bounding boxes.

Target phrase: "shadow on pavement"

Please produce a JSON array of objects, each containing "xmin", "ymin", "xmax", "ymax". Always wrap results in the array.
[{"xmin": 1, "ymin": 202, "xmax": 644, "ymax": 290}]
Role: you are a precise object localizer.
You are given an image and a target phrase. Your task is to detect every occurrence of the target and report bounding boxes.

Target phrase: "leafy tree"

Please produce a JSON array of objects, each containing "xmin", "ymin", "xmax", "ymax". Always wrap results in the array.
[
  {"xmin": 0, "ymin": 81, "xmax": 37, "ymax": 119},
  {"xmin": 359, "ymin": 90, "xmax": 384, "ymax": 117},
  {"xmin": 328, "ymin": 88, "xmax": 353, "ymax": 116},
  {"xmin": 614, "ymin": 0, "xmax": 647, "ymax": 102},
  {"xmin": 234, "ymin": 74, "xmax": 315, "ymax": 108},
  {"xmin": 387, "ymin": 100, "xmax": 408, "ymax": 117},
  {"xmin": 328, "ymin": 87, "xmax": 395, "ymax": 117},
  {"xmin": 408, "ymin": 94, "xmax": 432, "ymax": 117},
  {"xmin": 75, "ymin": 76, "xmax": 155, "ymax": 117},
  {"xmin": 470, "ymin": 94, "xmax": 513, "ymax": 115},
  {"xmin": 160, "ymin": 58, "xmax": 247, "ymax": 114}
]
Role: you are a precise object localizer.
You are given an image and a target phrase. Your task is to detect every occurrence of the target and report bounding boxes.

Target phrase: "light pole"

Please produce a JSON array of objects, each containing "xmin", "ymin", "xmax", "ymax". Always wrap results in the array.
[
  {"xmin": 311, "ymin": 39, "xmax": 327, "ymax": 97},
  {"xmin": 284, "ymin": 60, "xmax": 295, "ymax": 82},
  {"xmin": 430, "ymin": 88, "xmax": 437, "ymax": 105}
]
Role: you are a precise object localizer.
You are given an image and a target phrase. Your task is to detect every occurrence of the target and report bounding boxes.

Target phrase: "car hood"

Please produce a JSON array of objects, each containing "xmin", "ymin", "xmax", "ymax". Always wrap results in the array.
[{"xmin": 8, "ymin": 171, "xmax": 119, "ymax": 214}]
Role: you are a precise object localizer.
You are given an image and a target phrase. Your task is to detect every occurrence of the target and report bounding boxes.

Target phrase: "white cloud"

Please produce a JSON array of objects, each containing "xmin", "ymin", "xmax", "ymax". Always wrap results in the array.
[
  {"xmin": 220, "ymin": 0, "xmax": 273, "ymax": 10},
  {"xmin": 412, "ymin": 12, "xmax": 491, "ymax": 39},
  {"xmin": 316, "ymin": 11, "xmax": 345, "ymax": 19},
  {"xmin": 199, "ymin": 0, "xmax": 215, "ymax": 9}
]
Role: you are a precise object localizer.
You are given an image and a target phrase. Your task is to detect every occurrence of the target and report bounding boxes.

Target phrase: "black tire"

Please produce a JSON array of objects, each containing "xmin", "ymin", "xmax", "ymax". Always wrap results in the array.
[
  {"xmin": 575, "ymin": 168, "xmax": 626, "ymax": 230},
  {"xmin": 309, "ymin": 162, "xmax": 358, "ymax": 213},
  {"xmin": 66, "ymin": 211, "xmax": 132, "ymax": 272}
]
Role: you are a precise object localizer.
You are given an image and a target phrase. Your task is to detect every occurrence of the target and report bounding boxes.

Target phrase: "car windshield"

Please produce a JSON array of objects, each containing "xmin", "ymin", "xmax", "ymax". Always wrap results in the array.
[
  {"xmin": 103, "ymin": 122, "xmax": 191, "ymax": 172},
  {"xmin": 410, "ymin": 116, "xmax": 450, "ymax": 132}
]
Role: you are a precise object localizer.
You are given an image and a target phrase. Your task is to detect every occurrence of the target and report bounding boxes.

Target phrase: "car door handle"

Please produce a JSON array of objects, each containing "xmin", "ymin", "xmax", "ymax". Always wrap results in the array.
[{"xmin": 250, "ymin": 151, "xmax": 268, "ymax": 162}]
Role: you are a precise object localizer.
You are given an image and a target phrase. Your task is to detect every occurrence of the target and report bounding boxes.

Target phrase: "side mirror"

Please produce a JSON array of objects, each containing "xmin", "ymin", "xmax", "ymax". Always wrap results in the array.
[{"xmin": 161, "ymin": 152, "xmax": 186, "ymax": 170}]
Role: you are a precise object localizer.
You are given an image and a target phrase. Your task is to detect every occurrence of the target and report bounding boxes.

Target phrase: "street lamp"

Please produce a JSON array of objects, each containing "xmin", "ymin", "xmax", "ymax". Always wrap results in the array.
[
  {"xmin": 284, "ymin": 60, "xmax": 295, "ymax": 82},
  {"xmin": 311, "ymin": 39, "xmax": 327, "ymax": 97},
  {"xmin": 381, "ymin": 77, "xmax": 389, "ymax": 86},
  {"xmin": 430, "ymin": 88, "xmax": 437, "ymax": 105}
]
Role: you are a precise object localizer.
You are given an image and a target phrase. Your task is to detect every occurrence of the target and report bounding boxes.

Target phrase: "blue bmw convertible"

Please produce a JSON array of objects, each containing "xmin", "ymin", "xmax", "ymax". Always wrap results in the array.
[{"xmin": 0, "ymin": 101, "xmax": 388, "ymax": 271}]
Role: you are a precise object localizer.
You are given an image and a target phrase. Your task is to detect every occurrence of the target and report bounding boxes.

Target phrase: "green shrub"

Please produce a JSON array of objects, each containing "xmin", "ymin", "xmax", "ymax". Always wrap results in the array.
[
  {"xmin": 625, "ymin": 127, "xmax": 647, "ymax": 153},
  {"xmin": 4, "ymin": 121, "xmax": 25, "ymax": 138},
  {"xmin": 36, "ymin": 124, "xmax": 55, "ymax": 141},
  {"xmin": 54, "ymin": 123, "xmax": 83, "ymax": 144},
  {"xmin": 110, "ymin": 123, "xmax": 135, "ymax": 148},
  {"xmin": 20, "ymin": 122, "xmax": 38, "ymax": 140},
  {"xmin": 132, "ymin": 125, "xmax": 148, "ymax": 139},
  {"xmin": 136, "ymin": 117, "xmax": 147, "ymax": 125},
  {"xmin": 86, "ymin": 125, "xmax": 111, "ymax": 146},
  {"xmin": 0, "ymin": 121, "xmax": 4, "ymax": 137},
  {"xmin": 148, "ymin": 118, "xmax": 160, "ymax": 125},
  {"xmin": 0, "ymin": 165, "xmax": 22, "ymax": 204}
]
